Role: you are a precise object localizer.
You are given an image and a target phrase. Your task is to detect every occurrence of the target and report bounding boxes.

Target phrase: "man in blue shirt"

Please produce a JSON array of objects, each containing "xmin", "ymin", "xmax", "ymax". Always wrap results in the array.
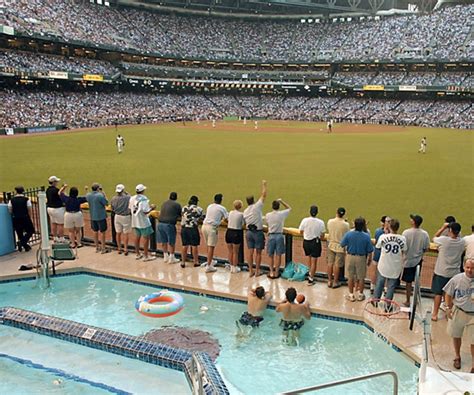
[
  {"xmin": 86, "ymin": 183, "xmax": 109, "ymax": 253},
  {"xmin": 341, "ymin": 217, "xmax": 374, "ymax": 302}
]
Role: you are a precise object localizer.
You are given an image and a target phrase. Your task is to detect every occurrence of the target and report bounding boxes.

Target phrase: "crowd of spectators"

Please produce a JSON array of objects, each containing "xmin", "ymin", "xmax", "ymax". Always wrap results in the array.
[
  {"xmin": 1, "ymin": 0, "xmax": 472, "ymax": 62},
  {"xmin": 1, "ymin": 49, "xmax": 470, "ymax": 87},
  {"xmin": 1, "ymin": 89, "xmax": 471, "ymax": 130},
  {"xmin": 0, "ymin": 50, "xmax": 120, "ymax": 75}
]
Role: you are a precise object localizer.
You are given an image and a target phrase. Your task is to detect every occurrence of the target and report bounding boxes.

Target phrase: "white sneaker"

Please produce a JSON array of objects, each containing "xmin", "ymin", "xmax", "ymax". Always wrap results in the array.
[
  {"xmin": 345, "ymin": 294, "xmax": 356, "ymax": 302},
  {"xmin": 205, "ymin": 265, "xmax": 217, "ymax": 273},
  {"xmin": 440, "ymin": 302, "xmax": 447, "ymax": 312},
  {"xmin": 200, "ymin": 262, "xmax": 208, "ymax": 268},
  {"xmin": 224, "ymin": 264, "xmax": 231, "ymax": 271},
  {"xmin": 168, "ymin": 256, "xmax": 180, "ymax": 264},
  {"xmin": 233, "ymin": 266, "xmax": 241, "ymax": 273},
  {"xmin": 163, "ymin": 253, "xmax": 170, "ymax": 263}
]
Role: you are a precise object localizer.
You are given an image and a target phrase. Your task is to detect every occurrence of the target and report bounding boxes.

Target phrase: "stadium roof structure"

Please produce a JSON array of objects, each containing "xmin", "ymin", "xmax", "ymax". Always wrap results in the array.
[{"xmin": 115, "ymin": 0, "xmax": 457, "ymax": 17}]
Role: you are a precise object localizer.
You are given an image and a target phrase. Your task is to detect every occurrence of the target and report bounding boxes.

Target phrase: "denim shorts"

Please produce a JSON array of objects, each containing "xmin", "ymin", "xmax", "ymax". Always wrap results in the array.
[
  {"xmin": 267, "ymin": 233, "xmax": 285, "ymax": 256},
  {"xmin": 246, "ymin": 229, "xmax": 265, "ymax": 250},
  {"xmin": 157, "ymin": 222, "xmax": 177, "ymax": 245}
]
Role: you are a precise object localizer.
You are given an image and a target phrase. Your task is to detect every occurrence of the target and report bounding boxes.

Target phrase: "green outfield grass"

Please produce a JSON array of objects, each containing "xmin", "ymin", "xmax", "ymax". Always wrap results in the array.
[{"xmin": 0, "ymin": 121, "xmax": 472, "ymax": 235}]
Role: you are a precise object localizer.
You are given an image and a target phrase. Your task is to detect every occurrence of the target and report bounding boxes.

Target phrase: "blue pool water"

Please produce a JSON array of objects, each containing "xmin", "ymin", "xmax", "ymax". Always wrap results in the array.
[{"xmin": 0, "ymin": 274, "xmax": 418, "ymax": 394}]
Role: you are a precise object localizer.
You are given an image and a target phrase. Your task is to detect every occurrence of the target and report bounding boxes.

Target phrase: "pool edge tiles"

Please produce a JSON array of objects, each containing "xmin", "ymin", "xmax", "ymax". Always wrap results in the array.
[
  {"xmin": 0, "ymin": 270, "xmax": 420, "ymax": 366},
  {"xmin": 0, "ymin": 307, "xmax": 229, "ymax": 395}
]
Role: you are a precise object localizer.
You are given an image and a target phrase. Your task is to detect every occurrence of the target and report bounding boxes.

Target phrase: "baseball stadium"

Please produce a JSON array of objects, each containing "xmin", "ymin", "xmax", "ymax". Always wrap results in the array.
[{"xmin": 0, "ymin": 0, "xmax": 472, "ymax": 394}]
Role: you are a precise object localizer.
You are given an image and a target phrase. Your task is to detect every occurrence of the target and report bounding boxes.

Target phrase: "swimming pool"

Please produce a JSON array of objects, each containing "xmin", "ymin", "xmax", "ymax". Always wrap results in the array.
[
  {"xmin": 0, "ymin": 325, "xmax": 190, "ymax": 394},
  {"xmin": 0, "ymin": 273, "xmax": 418, "ymax": 394}
]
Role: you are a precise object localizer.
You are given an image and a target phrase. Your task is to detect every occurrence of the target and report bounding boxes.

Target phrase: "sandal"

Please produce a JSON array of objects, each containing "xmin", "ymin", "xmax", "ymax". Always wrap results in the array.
[
  {"xmin": 327, "ymin": 281, "xmax": 333, "ymax": 288},
  {"xmin": 453, "ymin": 358, "xmax": 461, "ymax": 370},
  {"xmin": 332, "ymin": 283, "xmax": 341, "ymax": 289}
]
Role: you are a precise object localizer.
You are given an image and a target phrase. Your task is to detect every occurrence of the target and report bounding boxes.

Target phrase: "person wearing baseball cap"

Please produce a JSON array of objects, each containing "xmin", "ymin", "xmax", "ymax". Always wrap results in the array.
[
  {"xmin": 46, "ymin": 175, "xmax": 65, "ymax": 242},
  {"xmin": 326, "ymin": 207, "xmax": 350, "ymax": 288},
  {"xmin": 129, "ymin": 184, "xmax": 156, "ymax": 261},
  {"xmin": 401, "ymin": 214, "xmax": 430, "ymax": 306},
  {"xmin": 110, "ymin": 184, "xmax": 131, "ymax": 256},
  {"xmin": 431, "ymin": 221, "xmax": 465, "ymax": 321},
  {"xmin": 86, "ymin": 183, "xmax": 109, "ymax": 254}
]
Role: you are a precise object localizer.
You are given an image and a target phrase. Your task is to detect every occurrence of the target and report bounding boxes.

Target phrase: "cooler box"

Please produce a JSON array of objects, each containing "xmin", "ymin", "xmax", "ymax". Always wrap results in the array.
[{"xmin": 0, "ymin": 204, "xmax": 15, "ymax": 256}]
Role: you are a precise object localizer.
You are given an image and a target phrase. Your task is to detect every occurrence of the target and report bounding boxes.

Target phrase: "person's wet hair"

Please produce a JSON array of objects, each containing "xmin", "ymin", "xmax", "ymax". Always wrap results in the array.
[
  {"xmin": 272, "ymin": 200, "xmax": 280, "ymax": 210},
  {"xmin": 69, "ymin": 187, "xmax": 79, "ymax": 198},
  {"xmin": 189, "ymin": 195, "xmax": 199, "ymax": 205},
  {"xmin": 255, "ymin": 286, "xmax": 265, "ymax": 299},
  {"xmin": 286, "ymin": 287, "xmax": 297, "ymax": 303},
  {"xmin": 354, "ymin": 217, "xmax": 366, "ymax": 232},
  {"xmin": 246, "ymin": 195, "xmax": 255, "ymax": 205},
  {"xmin": 389, "ymin": 219, "xmax": 400, "ymax": 232},
  {"xmin": 214, "ymin": 193, "xmax": 223, "ymax": 204},
  {"xmin": 170, "ymin": 192, "xmax": 178, "ymax": 200},
  {"xmin": 310, "ymin": 205, "xmax": 318, "ymax": 217}
]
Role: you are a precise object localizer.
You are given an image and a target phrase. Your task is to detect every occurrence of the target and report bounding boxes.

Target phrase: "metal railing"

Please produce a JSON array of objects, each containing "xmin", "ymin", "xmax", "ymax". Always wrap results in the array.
[
  {"xmin": 190, "ymin": 353, "xmax": 205, "ymax": 395},
  {"xmin": 281, "ymin": 370, "xmax": 399, "ymax": 395}
]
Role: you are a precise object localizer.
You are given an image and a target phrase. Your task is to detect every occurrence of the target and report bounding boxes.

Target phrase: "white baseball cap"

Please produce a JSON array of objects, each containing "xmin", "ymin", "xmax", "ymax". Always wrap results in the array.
[
  {"xmin": 135, "ymin": 184, "xmax": 146, "ymax": 192},
  {"xmin": 48, "ymin": 176, "xmax": 60, "ymax": 183},
  {"xmin": 115, "ymin": 184, "xmax": 125, "ymax": 193}
]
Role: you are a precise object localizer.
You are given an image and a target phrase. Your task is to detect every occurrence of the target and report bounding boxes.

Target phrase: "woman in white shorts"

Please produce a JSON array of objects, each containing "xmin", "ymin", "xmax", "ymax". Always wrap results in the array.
[{"xmin": 60, "ymin": 185, "xmax": 87, "ymax": 248}]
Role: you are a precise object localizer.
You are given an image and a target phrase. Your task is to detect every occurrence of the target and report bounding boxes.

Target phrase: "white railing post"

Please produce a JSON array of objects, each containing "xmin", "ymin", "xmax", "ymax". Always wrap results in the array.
[{"xmin": 37, "ymin": 192, "xmax": 50, "ymax": 288}]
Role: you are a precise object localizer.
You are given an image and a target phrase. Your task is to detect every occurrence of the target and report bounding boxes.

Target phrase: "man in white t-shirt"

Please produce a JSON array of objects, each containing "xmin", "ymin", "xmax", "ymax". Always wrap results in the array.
[
  {"xmin": 129, "ymin": 184, "xmax": 156, "ymax": 262},
  {"xmin": 299, "ymin": 205, "xmax": 326, "ymax": 286},
  {"xmin": 401, "ymin": 214, "xmax": 430, "ymax": 307},
  {"xmin": 202, "ymin": 194, "xmax": 228, "ymax": 273},
  {"xmin": 431, "ymin": 222, "xmax": 465, "ymax": 321},
  {"xmin": 265, "ymin": 199, "xmax": 291, "ymax": 279},
  {"xmin": 243, "ymin": 180, "xmax": 267, "ymax": 277},
  {"xmin": 463, "ymin": 225, "xmax": 474, "ymax": 261},
  {"xmin": 373, "ymin": 219, "xmax": 407, "ymax": 307}
]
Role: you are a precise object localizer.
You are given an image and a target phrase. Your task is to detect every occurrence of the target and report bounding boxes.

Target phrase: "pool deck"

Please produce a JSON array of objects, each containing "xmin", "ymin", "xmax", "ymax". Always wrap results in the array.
[{"xmin": 0, "ymin": 246, "xmax": 472, "ymax": 375}]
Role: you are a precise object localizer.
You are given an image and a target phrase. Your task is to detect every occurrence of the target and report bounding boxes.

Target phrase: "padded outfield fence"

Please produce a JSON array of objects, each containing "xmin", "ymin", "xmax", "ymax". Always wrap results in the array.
[{"xmin": 1, "ymin": 187, "xmax": 442, "ymax": 292}]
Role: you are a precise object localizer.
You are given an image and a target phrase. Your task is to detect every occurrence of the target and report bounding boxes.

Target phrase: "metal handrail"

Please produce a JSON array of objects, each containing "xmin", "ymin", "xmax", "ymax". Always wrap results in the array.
[
  {"xmin": 280, "ymin": 370, "xmax": 399, "ymax": 395},
  {"xmin": 191, "ymin": 353, "xmax": 205, "ymax": 395}
]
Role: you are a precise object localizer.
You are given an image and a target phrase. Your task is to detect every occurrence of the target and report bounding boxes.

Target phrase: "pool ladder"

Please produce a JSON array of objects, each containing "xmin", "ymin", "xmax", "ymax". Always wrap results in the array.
[
  {"xmin": 190, "ymin": 354, "xmax": 205, "ymax": 395},
  {"xmin": 280, "ymin": 370, "xmax": 399, "ymax": 394}
]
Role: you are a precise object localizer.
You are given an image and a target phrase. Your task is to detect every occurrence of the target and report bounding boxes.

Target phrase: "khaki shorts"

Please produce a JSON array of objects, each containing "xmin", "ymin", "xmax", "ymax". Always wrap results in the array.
[
  {"xmin": 447, "ymin": 307, "xmax": 473, "ymax": 342},
  {"xmin": 47, "ymin": 207, "xmax": 65, "ymax": 225},
  {"xmin": 64, "ymin": 211, "xmax": 84, "ymax": 229},
  {"xmin": 327, "ymin": 249, "xmax": 345, "ymax": 268},
  {"xmin": 346, "ymin": 254, "xmax": 367, "ymax": 281},
  {"xmin": 202, "ymin": 224, "xmax": 218, "ymax": 247},
  {"xmin": 114, "ymin": 214, "xmax": 132, "ymax": 234}
]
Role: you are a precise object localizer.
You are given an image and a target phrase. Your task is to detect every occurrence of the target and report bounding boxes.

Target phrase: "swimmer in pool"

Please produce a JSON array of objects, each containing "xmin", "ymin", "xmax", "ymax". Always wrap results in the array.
[
  {"xmin": 236, "ymin": 286, "xmax": 271, "ymax": 336},
  {"xmin": 276, "ymin": 287, "xmax": 311, "ymax": 346}
]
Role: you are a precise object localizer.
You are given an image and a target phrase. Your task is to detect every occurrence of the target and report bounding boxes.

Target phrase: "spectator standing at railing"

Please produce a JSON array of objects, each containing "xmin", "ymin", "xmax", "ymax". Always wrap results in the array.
[
  {"xmin": 202, "ymin": 194, "xmax": 228, "ymax": 273},
  {"xmin": 373, "ymin": 219, "xmax": 407, "ymax": 307},
  {"xmin": 244, "ymin": 180, "xmax": 267, "ymax": 277},
  {"xmin": 110, "ymin": 184, "xmax": 131, "ymax": 256},
  {"xmin": 129, "ymin": 184, "xmax": 156, "ymax": 262},
  {"xmin": 431, "ymin": 222, "xmax": 465, "ymax": 321},
  {"xmin": 86, "ymin": 183, "xmax": 109, "ymax": 254},
  {"xmin": 370, "ymin": 216, "xmax": 391, "ymax": 294},
  {"xmin": 340, "ymin": 217, "xmax": 374, "ymax": 302},
  {"xmin": 180, "ymin": 195, "xmax": 203, "ymax": 269},
  {"xmin": 299, "ymin": 205, "xmax": 326, "ymax": 286},
  {"xmin": 265, "ymin": 198, "xmax": 291, "ymax": 279},
  {"xmin": 157, "ymin": 192, "xmax": 182, "ymax": 264},
  {"xmin": 326, "ymin": 207, "xmax": 350, "ymax": 289},
  {"xmin": 46, "ymin": 176, "xmax": 65, "ymax": 242},
  {"xmin": 226, "ymin": 200, "xmax": 244, "ymax": 274},
  {"xmin": 59, "ymin": 185, "xmax": 87, "ymax": 249},
  {"xmin": 463, "ymin": 225, "xmax": 474, "ymax": 261},
  {"xmin": 401, "ymin": 214, "xmax": 430, "ymax": 307},
  {"xmin": 8, "ymin": 186, "xmax": 34, "ymax": 252}
]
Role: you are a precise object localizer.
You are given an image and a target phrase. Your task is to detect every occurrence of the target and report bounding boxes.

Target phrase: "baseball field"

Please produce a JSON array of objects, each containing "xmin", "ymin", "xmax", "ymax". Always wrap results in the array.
[{"xmin": 0, "ymin": 120, "xmax": 472, "ymax": 235}]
